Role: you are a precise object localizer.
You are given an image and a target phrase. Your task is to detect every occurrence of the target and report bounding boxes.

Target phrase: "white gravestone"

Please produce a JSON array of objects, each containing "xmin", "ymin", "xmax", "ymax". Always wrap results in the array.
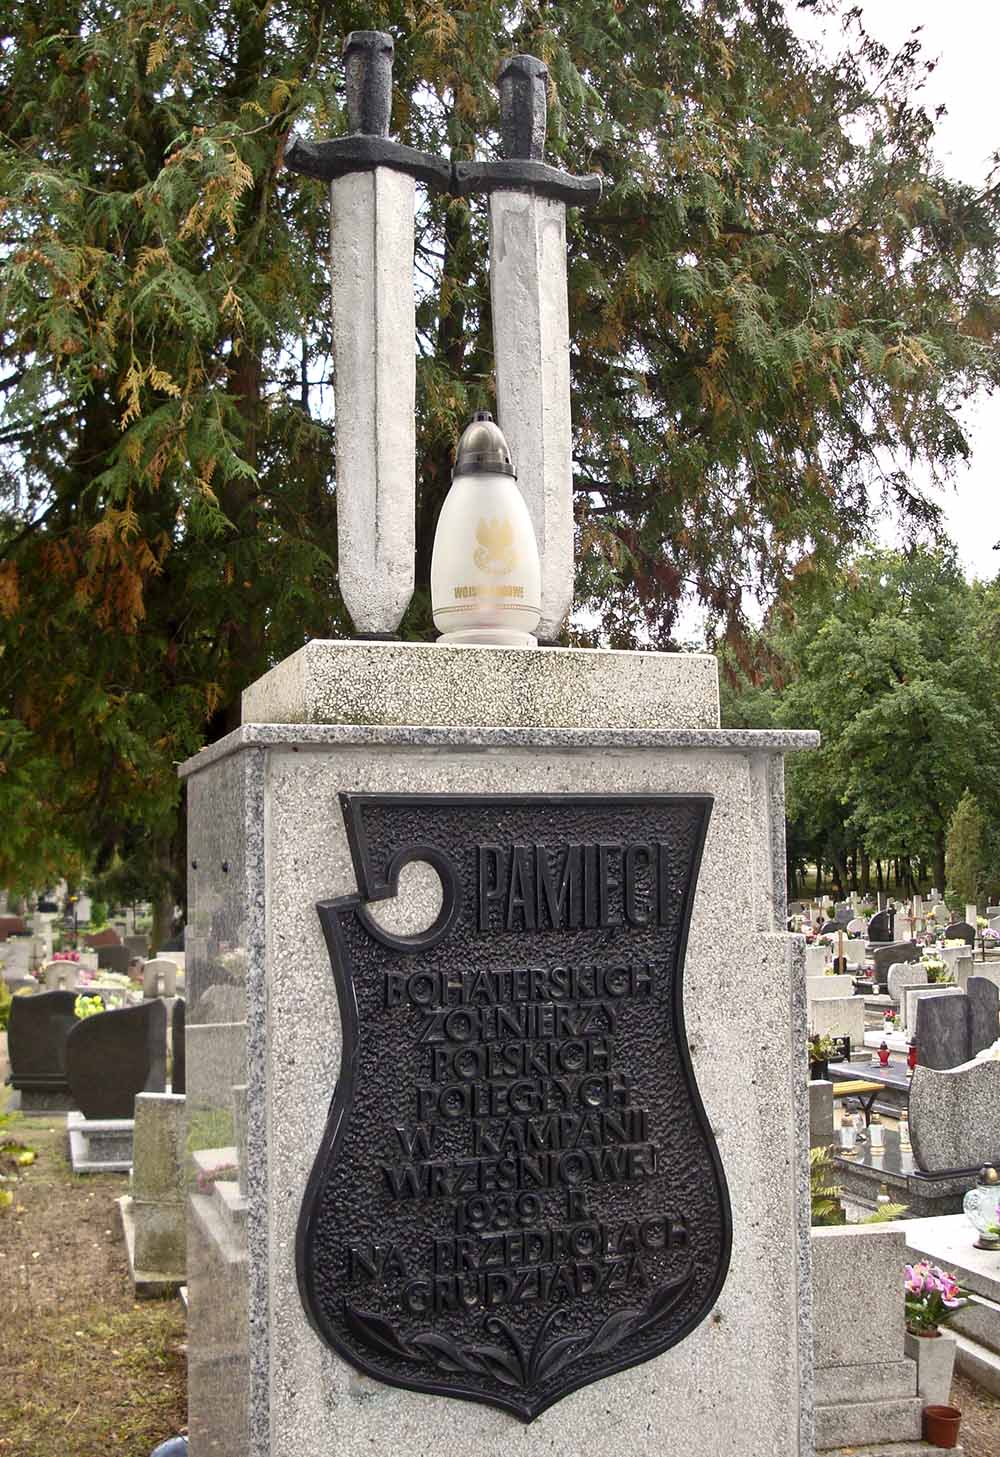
[
  {"xmin": 887, "ymin": 962, "xmax": 927, "ymax": 1003},
  {"xmin": 810, "ymin": 994, "xmax": 865, "ymax": 1047},
  {"xmin": 807, "ymin": 974, "xmax": 854, "ymax": 1002}
]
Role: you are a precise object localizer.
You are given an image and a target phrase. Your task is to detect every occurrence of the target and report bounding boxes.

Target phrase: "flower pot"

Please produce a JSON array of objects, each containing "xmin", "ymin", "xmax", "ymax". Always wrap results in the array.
[
  {"xmin": 923, "ymin": 1404, "xmax": 961, "ymax": 1448},
  {"xmin": 809, "ymin": 1059, "xmax": 828, "ymax": 1081},
  {"xmin": 905, "ymin": 1329, "xmax": 957, "ymax": 1408}
]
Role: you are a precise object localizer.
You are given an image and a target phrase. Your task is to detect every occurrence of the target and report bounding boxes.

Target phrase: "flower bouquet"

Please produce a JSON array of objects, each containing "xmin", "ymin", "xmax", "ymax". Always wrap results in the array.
[
  {"xmin": 904, "ymin": 1261, "xmax": 966, "ymax": 1335},
  {"xmin": 922, "ymin": 956, "xmax": 951, "ymax": 984}
]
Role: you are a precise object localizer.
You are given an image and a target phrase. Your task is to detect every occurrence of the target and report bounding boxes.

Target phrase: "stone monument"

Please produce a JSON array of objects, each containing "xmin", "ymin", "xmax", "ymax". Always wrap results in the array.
[{"xmin": 178, "ymin": 35, "xmax": 817, "ymax": 1457}]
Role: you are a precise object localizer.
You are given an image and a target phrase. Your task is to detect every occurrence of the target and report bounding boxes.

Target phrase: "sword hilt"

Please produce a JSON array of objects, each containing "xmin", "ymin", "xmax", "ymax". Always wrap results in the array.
[
  {"xmin": 343, "ymin": 30, "xmax": 394, "ymax": 138},
  {"xmin": 497, "ymin": 54, "xmax": 548, "ymax": 161}
]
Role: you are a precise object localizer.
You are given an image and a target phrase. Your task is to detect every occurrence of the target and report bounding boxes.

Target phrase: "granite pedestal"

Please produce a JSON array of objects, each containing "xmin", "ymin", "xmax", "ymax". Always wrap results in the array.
[
  {"xmin": 67, "ymin": 1110, "xmax": 133, "ymax": 1172},
  {"xmin": 180, "ymin": 641, "xmax": 818, "ymax": 1457}
]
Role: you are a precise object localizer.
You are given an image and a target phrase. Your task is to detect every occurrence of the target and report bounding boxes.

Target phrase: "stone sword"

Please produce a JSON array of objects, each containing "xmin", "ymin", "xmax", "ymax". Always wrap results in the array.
[
  {"xmin": 284, "ymin": 32, "xmax": 450, "ymax": 638},
  {"xmin": 455, "ymin": 57, "xmax": 602, "ymax": 642}
]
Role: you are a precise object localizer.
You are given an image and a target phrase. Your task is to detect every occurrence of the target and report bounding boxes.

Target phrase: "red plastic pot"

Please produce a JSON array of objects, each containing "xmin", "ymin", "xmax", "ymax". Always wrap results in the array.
[{"xmin": 923, "ymin": 1404, "xmax": 961, "ymax": 1448}]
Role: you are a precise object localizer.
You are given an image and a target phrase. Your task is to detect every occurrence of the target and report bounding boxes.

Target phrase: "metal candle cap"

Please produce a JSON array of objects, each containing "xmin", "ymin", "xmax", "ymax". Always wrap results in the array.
[
  {"xmin": 979, "ymin": 1165, "xmax": 999, "ymax": 1184},
  {"xmin": 453, "ymin": 411, "xmax": 516, "ymax": 479}
]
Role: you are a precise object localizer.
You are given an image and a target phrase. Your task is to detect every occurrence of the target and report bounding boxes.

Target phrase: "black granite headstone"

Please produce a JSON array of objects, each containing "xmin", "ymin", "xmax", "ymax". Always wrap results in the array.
[
  {"xmin": 872, "ymin": 941, "xmax": 921, "ymax": 978},
  {"xmin": 65, "ymin": 999, "xmax": 167, "ymax": 1119},
  {"xmin": 8, "ymin": 990, "xmax": 78, "ymax": 1092},
  {"xmin": 97, "ymin": 944, "xmax": 132, "ymax": 975},
  {"xmin": 914, "ymin": 994, "xmax": 970, "ymax": 1071},
  {"xmin": 818, "ymin": 920, "xmax": 839, "ymax": 934},
  {"xmin": 942, "ymin": 920, "xmax": 976, "ymax": 946},
  {"xmin": 171, "ymin": 997, "xmax": 186, "ymax": 1096},
  {"xmin": 867, "ymin": 909, "xmax": 895, "ymax": 943},
  {"xmin": 967, "ymin": 977, "xmax": 1000, "ymax": 1057}
]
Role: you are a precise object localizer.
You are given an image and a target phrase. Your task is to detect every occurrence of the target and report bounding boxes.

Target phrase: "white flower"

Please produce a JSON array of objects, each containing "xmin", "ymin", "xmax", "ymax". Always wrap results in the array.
[{"xmin": 974, "ymin": 1038, "xmax": 1000, "ymax": 1063}]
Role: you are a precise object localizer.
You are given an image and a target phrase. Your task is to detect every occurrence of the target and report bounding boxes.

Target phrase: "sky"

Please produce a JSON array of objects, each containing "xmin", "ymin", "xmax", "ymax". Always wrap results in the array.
[{"xmin": 792, "ymin": 0, "xmax": 1000, "ymax": 583}]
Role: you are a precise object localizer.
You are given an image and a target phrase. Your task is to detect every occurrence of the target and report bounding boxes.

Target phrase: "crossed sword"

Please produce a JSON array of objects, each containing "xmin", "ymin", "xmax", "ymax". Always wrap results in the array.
[{"xmin": 285, "ymin": 31, "xmax": 601, "ymax": 643}]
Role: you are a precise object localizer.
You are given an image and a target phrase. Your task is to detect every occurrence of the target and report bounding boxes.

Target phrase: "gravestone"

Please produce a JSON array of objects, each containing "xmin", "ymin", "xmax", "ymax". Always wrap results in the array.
[
  {"xmin": 887, "ymin": 961, "xmax": 927, "ymax": 1003},
  {"xmin": 65, "ymin": 999, "xmax": 167, "ymax": 1120},
  {"xmin": 930, "ymin": 902, "xmax": 950, "ymax": 923},
  {"xmin": 818, "ymin": 919, "xmax": 839, "ymax": 934},
  {"xmin": 97, "ymin": 943, "xmax": 132, "ymax": 975},
  {"xmin": 7, "ymin": 990, "xmax": 77, "ymax": 1111},
  {"xmin": 834, "ymin": 903, "xmax": 851, "ymax": 924},
  {"xmin": 85, "ymin": 926, "xmax": 122, "ymax": 949},
  {"xmin": 0, "ymin": 914, "xmax": 28, "ymax": 938},
  {"xmin": 867, "ymin": 908, "xmax": 894, "ymax": 943},
  {"xmin": 894, "ymin": 913, "xmax": 912, "ymax": 943},
  {"xmin": 812, "ymin": 1225, "xmax": 921, "ymax": 1447},
  {"xmin": 967, "ymin": 976, "xmax": 1000, "ymax": 1055},
  {"xmin": 42, "ymin": 960, "xmax": 78, "ymax": 991},
  {"xmin": 845, "ymin": 917, "xmax": 867, "ymax": 936},
  {"xmin": 807, "ymin": 974, "xmax": 853, "ymax": 1004},
  {"xmin": 808, "ymin": 989, "xmax": 865, "ymax": 1048},
  {"xmin": 144, "ymin": 958, "xmax": 178, "ymax": 998},
  {"xmin": 872, "ymin": 942, "xmax": 921, "ymax": 979},
  {"xmin": 914, "ymin": 992, "xmax": 971, "ymax": 1070},
  {"xmin": 942, "ymin": 920, "xmax": 975, "ymax": 946},
  {"xmin": 805, "ymin": 944, "xmax": 828, "ymax": 975},
  {"xmin": 909, "ymin": 1058, "xmax": 1000, "ymax": 1173},
  {"xmin": 808, "ymin": 1080, "xmax": 834, "ymax": 1149},
  {"xmin": 118, "ymin": 1091, "xmax": 187, "ymax": 1295},
  {"xmin": 172, "ymin": 998, "xmax": 186, "ymax": 1096},
  {"xmin": 839, "ymin": 939, "xmax": 865, "ymax": 968},
  {"xmin": 125, "ymin": 934, "xmax": 150, "ymax": 960},
  {"xmin": 904, "ymin": 984, "xmax": 963, "ymax": 1041}
]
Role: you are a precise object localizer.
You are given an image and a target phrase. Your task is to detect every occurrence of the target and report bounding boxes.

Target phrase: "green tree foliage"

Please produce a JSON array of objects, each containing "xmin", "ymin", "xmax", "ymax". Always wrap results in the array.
[
  {"xmin": 723, "ymin": 547, "xmax": 1000, "ymax": 897},
  {"xmin": 2, "ymin": 2, "xmax": 999, "ymax": 895},
  {"xmin": 945, "ymin": 789, "xmax": 986, "ymax": 910}
]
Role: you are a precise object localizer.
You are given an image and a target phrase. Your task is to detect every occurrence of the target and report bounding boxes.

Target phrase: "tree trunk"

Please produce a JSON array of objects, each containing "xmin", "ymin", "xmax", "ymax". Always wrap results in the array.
[
  {"xmin": 860, "ymin": 853, "xmax": 871, "ymax": 896},
  {"xmin": 150, "ymin": 890, "xmax": 174, "ymax": 958},
  {"xmin": 935, "ymin": 833, "xmax": 946, "ymax": 897},
  {"xmin": 876, "ymin": 860, "xmax": 884, "ymax": 893}
]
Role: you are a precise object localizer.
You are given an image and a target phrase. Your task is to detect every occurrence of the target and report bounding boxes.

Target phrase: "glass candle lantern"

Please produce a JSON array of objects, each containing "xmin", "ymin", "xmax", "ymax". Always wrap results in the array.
[
  {"xmin": 430, "ymin": 412, "xmax": 541, "ymax": 647},
  {"xmin": 963, "ymin": 1165, "xmax": 1000, "ymax": 1250}
]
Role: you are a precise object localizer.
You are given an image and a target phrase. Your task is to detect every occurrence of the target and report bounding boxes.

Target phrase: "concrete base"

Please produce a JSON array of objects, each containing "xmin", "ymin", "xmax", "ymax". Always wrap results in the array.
[
  {"xmin": 66, "ymin": 1109, "xmax": 133, "ymax": 1172},
  {"xmin": 118, "ymin": 1195, "xmax": 185, "ymax": 1297},
  {"xmin": 826, "ymin": 1446, "xmax": 963, "ymax": 1456},
  {"xmin": 815, "ymin": 1396, "xmax": 922, "ymax": 1450}
]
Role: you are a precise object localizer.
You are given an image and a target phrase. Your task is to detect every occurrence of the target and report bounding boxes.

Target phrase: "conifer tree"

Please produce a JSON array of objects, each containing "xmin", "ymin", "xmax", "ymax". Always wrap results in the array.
[
  {"xmin": 945, "ymin": 790, "xmax": 985, "ymax": 912},
  {"xmin": 2, "ymin": 1, "xmax": 999, "ymax": 895}
]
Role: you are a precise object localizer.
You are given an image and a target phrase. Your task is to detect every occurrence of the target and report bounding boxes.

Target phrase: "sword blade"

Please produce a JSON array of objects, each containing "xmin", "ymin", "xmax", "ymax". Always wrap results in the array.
[
  {"xmin": 331, "ymin": 168, "xmax": 415, "ymax": 635},
  {"xmin": 489, "ymin": 189, "xmax": 573, "ymax": 641}
]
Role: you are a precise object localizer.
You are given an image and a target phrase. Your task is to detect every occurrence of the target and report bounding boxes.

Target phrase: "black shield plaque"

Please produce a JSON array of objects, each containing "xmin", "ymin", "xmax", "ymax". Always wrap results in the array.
[{"xmin": 298, "ymin": 793, "xmax": 731, "ymax": 1421}]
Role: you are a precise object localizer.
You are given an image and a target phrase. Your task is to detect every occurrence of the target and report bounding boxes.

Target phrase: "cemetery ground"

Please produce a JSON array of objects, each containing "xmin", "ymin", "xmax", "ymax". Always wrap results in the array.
[{"xmin": 0, "ymin": 1085, "xmax": 186, "ymax": 1456}]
